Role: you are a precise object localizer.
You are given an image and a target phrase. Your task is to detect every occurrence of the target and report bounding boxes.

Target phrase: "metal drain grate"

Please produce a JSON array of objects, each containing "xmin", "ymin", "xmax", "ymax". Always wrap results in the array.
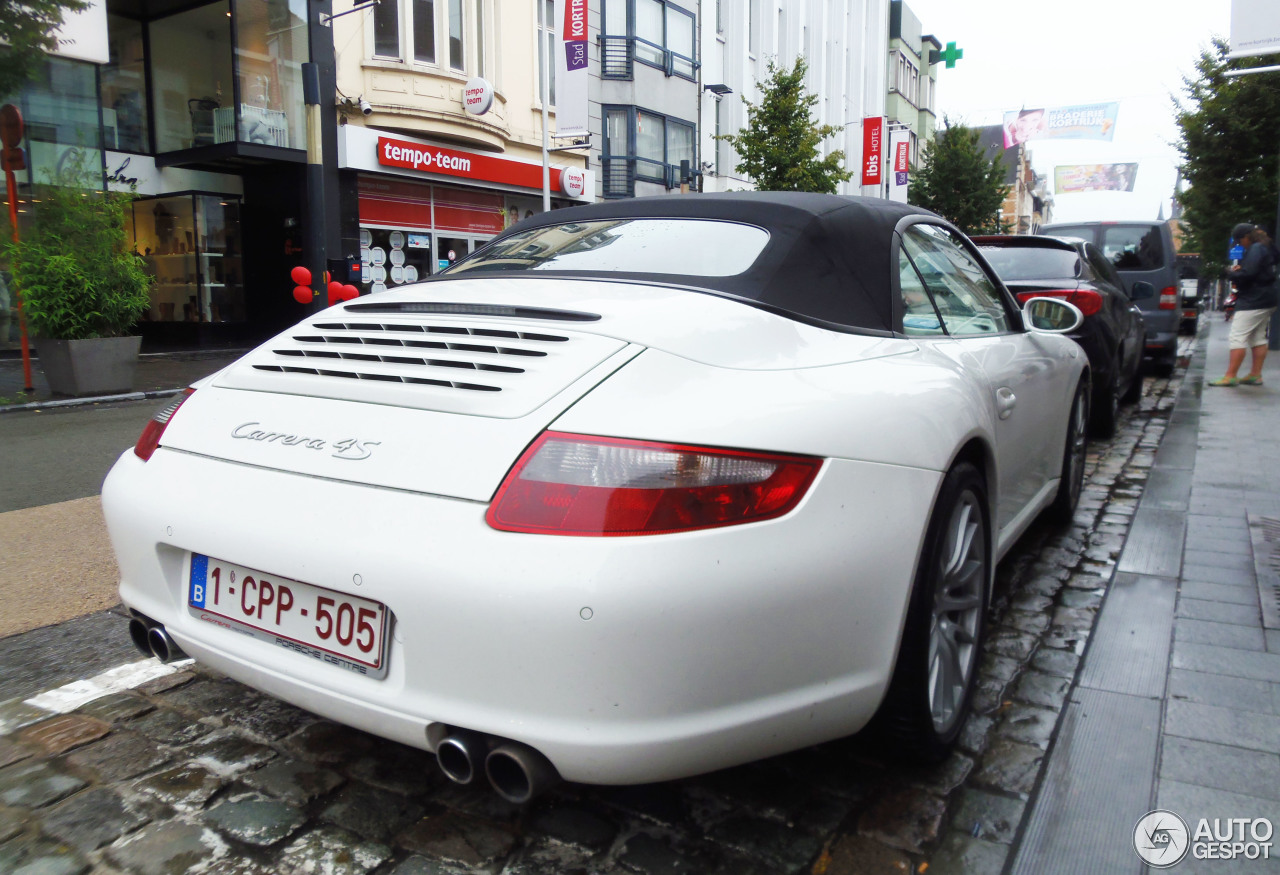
[{"xmin": 1248, "ymin": 514, "xmax": 1280, "ymax": 630}]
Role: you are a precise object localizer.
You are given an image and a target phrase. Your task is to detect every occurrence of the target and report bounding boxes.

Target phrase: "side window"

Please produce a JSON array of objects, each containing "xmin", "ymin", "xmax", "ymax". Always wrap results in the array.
[
  {"xmin": 1086, "ymin": 245, "xmax": 1127, "ymax": 297},
  {"xmin": 899, "ymin": 249, "xmax": 944, "ymax": 336},
  {"xmin": 902, "ymin": 225, "xmax": 1011, "ymax": 336}
]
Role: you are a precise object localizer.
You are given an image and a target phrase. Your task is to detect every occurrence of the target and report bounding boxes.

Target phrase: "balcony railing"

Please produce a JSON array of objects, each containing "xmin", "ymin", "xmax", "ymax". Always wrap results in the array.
[{"xmin": 598, "ymin": 35, "xmax": 697, "ymax": 81}]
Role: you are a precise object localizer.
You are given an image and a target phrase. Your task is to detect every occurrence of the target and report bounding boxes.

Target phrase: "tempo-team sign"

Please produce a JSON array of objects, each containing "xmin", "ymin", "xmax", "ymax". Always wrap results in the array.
[{"xmin": 463, "ymin": 77, "xmax": 494, "ymax": 116}]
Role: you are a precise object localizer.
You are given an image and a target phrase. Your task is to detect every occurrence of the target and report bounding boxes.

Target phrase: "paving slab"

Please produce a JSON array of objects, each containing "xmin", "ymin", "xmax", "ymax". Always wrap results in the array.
[
  {"xmin": 1159, "ymin": 736, "xmax": 1280, "ymax": 802},
  {"xmin": 1164, "ymin": 698, "xmax": 1280, "ymax": 754}
]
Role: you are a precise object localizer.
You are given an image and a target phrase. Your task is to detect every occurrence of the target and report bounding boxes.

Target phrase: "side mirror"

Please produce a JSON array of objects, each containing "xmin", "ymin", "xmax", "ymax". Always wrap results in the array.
[
  {"xmin": 1023, "ymin": 297, "xmax": 1084, "ymax": 334},
  {"xmin": 1129, "ymin": 281, "xmax": 1156, "ymax": 301}
]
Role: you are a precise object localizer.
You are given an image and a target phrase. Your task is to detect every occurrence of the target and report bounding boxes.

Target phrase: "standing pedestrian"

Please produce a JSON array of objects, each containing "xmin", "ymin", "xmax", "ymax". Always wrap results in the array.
[{"xmin": 1209, "ymin": 223, "xmax": 1279, "ymax": 386}]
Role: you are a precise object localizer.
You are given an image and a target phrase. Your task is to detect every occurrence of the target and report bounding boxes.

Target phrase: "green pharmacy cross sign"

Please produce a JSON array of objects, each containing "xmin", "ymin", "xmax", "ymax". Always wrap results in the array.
[{"xmin": 930, "ymin": 42, "xmax": 964, "ymax": 69}]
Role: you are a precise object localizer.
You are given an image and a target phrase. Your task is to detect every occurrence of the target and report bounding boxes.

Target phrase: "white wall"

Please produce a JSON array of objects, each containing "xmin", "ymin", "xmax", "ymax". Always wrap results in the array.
[{"xmin": 700, "ymin": 0, "xmax": 889, "ymax": 196}]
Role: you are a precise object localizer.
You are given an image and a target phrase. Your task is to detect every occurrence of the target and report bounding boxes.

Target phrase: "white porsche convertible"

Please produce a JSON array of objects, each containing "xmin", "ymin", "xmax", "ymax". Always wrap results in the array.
[{"xmin": 104, "ymin": 193, "xmax": 1089, "ymax": 803}]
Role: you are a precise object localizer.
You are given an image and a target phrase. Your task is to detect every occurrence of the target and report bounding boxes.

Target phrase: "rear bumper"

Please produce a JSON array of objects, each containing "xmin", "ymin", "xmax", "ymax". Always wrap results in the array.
[
  {"xmin": 102, "ymin": 447, "xmax": 941, "ymax": 784},
  {"xmin": 1138, "ymin": 309, "xmax": 1180, "ymax": 356}
]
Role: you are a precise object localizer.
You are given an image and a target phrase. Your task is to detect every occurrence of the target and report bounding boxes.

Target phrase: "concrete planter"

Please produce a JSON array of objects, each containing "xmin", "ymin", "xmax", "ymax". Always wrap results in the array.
[{"xmin": 38, "ymin": 336, "xmax": 142, "ymax": 397}]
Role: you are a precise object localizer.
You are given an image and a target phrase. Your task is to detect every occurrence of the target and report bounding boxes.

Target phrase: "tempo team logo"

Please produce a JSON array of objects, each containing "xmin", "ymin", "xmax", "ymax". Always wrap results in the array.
[{"xmin": 1134, "ymin": 810, "xmax": 1191, "ymax": 868}]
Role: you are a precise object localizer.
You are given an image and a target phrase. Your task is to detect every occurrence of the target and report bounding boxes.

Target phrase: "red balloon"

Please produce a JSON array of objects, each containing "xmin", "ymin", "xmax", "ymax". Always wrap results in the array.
[
  {"xmin": 292, "ymin": 285, "xmax": 312, "ymax": 304},
  {"xmin": 341, "ymin": 284, "xmax": 359, "ymax": 301},
  {"xmin": 290, "ymin": 266, "xmax": 311, "ymax": 286},
  {"xmin": 326, "ymin": 281, "xmax": 344, "ymax": 306}
]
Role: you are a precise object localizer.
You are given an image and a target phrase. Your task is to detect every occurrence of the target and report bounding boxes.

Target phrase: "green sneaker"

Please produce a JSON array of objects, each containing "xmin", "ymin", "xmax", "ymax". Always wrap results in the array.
[
  {"xmin": 1208, "ymin": 377, "xmax": 1239, "ymax": 387},
  {"xmin": 1240, "ymin": 375, "xmax": 1264, "ymax": 386}
]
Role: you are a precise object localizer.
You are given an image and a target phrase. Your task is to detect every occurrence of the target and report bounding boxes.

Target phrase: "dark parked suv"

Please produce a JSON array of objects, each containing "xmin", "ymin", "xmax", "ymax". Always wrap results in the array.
[{"xmin": 1039, "ymin": 221, "xmax": 1180, "ymax": 373}]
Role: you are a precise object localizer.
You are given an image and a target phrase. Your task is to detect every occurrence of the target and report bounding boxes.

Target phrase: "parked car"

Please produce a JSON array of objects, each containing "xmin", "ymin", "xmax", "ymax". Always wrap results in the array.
[
  {"xmin": 974, "ymin": 234, "xmax": 1149, "ymax": 437},
  {"xmin": 1179, "ymin": 278, "xmax": 1202, "ymax": 334},
  {"xmin": 1039, "ymin": 220, "xmax": 1180, "ymax": 374},
  {"xmin": 104, "ymin": 193, "xmax": 1088, "ymax": 802}
]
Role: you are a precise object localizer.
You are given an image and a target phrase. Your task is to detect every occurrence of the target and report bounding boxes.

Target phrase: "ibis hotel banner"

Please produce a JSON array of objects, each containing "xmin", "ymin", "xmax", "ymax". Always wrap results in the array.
[
  {"xmin": 1054, "ymin": 163, "xmax": 1139, "ymax": 194},
  {"xmin": 1002, "ymin": 103, "xmax": 1120, "ymax": 148},
  {"xmin": 555, "ymin": 0, "xmax": 589, "ymax": 136}
]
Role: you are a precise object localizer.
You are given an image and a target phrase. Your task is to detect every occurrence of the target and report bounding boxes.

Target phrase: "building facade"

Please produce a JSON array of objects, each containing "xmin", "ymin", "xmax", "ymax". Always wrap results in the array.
[
  {"xmin": 885, "ymin": 0, "xmax": 939, "ymax": 170},
  {"xmin": 698, "ymin": 0, "xmax": 890, "ymax": 197}
]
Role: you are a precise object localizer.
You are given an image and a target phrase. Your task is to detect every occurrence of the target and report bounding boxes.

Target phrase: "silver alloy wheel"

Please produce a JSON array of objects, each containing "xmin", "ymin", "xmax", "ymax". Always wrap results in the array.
[{"xmin": 928, "ymin": 489, "xmax": 985, "ymax": 734}]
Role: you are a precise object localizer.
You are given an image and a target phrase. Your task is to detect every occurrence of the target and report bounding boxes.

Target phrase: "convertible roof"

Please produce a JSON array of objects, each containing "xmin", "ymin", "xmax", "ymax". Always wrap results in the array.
[{"xmin": 441, "ymin": 192, "xmax": 938, "ymax": 335}]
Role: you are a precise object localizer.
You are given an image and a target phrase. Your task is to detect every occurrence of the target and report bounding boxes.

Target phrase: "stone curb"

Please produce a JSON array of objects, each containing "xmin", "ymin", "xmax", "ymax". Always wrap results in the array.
[{"xmin": 0, "ymin": 388, "xmax": 186, "ymax": 416}]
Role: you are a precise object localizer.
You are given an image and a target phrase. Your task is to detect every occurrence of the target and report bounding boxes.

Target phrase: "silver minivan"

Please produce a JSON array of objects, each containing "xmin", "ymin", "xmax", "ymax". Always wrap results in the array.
[{"xmin": 1039, "ymin": 221, "xmax": 1181, "ymax": 373}]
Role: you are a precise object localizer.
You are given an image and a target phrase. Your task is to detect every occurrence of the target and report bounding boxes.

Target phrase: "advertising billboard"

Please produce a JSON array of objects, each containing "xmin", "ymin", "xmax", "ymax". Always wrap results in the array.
[
  {"xmin": 1054, "ymin": 163, "xmax": 1139, "ymax": 194},
  {"xmin": 1003, "ymin": 103, "xmax": 1120, "ymax": 148},
  {"xmin": 1230, "ymin": 0, "xmax": 1280, "ymax": 57},
  {"xmin": 554, "ymin": 0, "xmax": 589, "ymax": 136}
]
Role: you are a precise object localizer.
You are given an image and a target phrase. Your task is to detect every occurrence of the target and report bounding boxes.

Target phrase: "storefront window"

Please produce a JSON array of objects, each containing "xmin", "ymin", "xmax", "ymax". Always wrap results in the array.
[
  {"xmin": 18, "ymin": 58, "xmax": 103, "ymax": 187},
  {"xmin": 149, "ymin": 0, "xmax": 305, "ymax": 152},
  {"xmin": 130, "ymin": 194, "xmax": 245, "ymax": 323},
  {"xmin": 150, "ymin": 2, "xmax": 235, "ymax": 153},
  {"xmin": 101, "ymin": 16, "xmax": 151, "ymax": 153},
  {"xmin": 233, "ymin": 0, "xmax": 307, "ymax": 150}
]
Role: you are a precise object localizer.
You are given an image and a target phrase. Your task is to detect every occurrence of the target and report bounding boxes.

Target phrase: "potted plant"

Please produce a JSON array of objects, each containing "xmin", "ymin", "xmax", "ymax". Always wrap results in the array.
[{"xmin": 4, "ymin": 159, "xmax": 152, "ymax": 396}]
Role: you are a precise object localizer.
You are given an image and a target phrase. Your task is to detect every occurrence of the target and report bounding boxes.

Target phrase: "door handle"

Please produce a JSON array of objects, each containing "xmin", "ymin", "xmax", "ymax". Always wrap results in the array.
[{"xmin": 996, "ymin": 387, "xmax": 1017, "ymax": 420}]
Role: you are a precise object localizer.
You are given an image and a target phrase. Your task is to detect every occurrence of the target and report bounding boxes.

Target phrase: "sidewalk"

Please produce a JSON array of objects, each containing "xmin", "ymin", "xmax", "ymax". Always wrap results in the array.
[
  {"xmin": 0, "ymin": 349, "xmax": 245, "ymax": 413},
  {"xmin": 1011, "ymin": 316, "xmax": 1280, "ymax": 873}
]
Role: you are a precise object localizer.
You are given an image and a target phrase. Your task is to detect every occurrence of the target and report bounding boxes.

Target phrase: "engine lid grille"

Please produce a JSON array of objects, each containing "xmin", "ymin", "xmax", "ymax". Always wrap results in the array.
[{"xmin": 215, "ymin": 316, "xmax": 628, "ymax": 418}]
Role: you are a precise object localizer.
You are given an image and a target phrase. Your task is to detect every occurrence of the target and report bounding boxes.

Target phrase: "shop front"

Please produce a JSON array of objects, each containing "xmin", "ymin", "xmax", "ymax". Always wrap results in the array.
[{"xmin": 338, "ymin": 126, "xmax": 591, "ymax": 294}]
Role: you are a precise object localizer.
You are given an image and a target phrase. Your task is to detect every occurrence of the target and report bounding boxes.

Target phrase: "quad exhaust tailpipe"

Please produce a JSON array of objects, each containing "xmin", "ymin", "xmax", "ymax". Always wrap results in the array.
[
  {"xmin": 128, "ymin": 615, "xmax": 188, "ymax": 664},
  {"xmin": 435, "ymin": 730, "xmax": 561, "ymax": 803},
  {"xmin": 484, "ymin": 741, "xmax": 561, "ymax": 804},
  {"xmin": 435, "ymin": 730, "xmax": 488, "ymax": 785}
]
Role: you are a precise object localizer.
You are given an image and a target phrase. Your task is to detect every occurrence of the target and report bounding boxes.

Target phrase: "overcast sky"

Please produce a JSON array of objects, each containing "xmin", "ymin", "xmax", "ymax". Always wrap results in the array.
[{"xmin": 901, "ymin": 0, "xmax": 1233, "ymax": 224}]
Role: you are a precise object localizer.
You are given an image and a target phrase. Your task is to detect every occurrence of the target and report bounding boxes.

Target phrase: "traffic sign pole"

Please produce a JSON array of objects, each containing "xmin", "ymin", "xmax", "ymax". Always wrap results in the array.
[{"xmin": 1, "ymin": 104, "xmax": 34, "ymax": 393}]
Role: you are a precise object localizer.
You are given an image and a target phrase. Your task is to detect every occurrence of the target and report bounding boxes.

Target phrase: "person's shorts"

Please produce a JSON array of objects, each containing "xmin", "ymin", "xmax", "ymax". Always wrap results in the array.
[{"xmin": 1228, "ymin": 307, "xmax": 1276, "ymax": 349}]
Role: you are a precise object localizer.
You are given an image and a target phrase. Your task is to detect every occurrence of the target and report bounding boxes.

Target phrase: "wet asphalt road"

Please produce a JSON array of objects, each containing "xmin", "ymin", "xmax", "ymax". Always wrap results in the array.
[{"xmin": 0, "ymin": 358, "xmax": 1187, "ymax": 874}]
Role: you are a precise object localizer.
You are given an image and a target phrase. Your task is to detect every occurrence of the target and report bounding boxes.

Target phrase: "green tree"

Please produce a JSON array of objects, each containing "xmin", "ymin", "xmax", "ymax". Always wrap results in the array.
[
  {"xmin": 718, "ymin": 57, "xmax": 852, "ymax": 193},
  {"xmin": 1175, "ymin": 39, "xmax": 1280, "ymax": 271},
  {"xmin": 909, "ymin": 120, "xmax": 1009, "ymax": 235},
  {"xmin": 0, "ymin": 0, "xmax": 91, "ymax": 99}
]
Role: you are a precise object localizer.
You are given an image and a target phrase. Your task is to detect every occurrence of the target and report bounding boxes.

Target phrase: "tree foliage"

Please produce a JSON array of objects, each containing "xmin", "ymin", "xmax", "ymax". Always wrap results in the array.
[
  {"xmin": 3, "ymin": 155, "xmax": 151, "ymax": 339},
  {"xmin": 909, "ymin": 120, "xmax": 1009, "ymax": 235},
  {"xmin": 0, "ymin": 0, "xmax": 91, "ymax": 98},
  {"xmin": 1175, "ymin": 39, "xmax": 1280, "ymax": 271},
  {"xmin": 718, "ymin": 57, "xmax": 852, "ymax": 193}
]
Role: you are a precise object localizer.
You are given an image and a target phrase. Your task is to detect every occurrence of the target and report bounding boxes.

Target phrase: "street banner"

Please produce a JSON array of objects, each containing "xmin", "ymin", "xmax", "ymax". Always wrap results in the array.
[
  {"xmin": 887, "ymin": 129, "xmax": 911, "ymax": 202},
  {"xmin": 1230, "ymin": 0, "xmax": 1280, "ymax": 57},
  {"xmin": 1054, "ymin": 163, "xmax": 1138, "ymax": 194},
  {"xmin": 861, "ymin": 117, "xmax": 884, "ymax": 187},
  {"xmin": 554, "ymin": 0, "xmax": 589, "ymax": 136},
  {"xmin": 1002, "ymin": 103, "xmax": 1120, "ymax": 148}
]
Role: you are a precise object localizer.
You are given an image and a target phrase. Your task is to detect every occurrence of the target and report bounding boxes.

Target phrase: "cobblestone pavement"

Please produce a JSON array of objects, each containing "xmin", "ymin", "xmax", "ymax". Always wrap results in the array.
[{"xmin": 0, "ymin": 353, "xmax": 1191, "ymax": 875}]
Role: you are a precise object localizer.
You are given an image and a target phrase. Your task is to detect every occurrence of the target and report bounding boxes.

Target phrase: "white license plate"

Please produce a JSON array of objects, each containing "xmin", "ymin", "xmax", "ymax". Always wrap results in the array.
[{"xmin": 188, "ymin": 554, "xmax": 389, "ymax": 679}]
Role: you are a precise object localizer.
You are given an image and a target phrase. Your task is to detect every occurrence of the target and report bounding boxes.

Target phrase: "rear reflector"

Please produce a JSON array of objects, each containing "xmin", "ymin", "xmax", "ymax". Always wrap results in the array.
[
  {"xmin": 1014, "ymin": 289, "xmax": 1102, "ymax": 317},
  {"xmin": 134, "ymin": 389, "xmax": 194, "ymax": 461},
  {"xmin": 486, "ymin": 432, "xmax": 822, "ymax": 536},
  {"xmin": 1159, "ymin": 286, "xmax": 1178, "ymax": 309}
]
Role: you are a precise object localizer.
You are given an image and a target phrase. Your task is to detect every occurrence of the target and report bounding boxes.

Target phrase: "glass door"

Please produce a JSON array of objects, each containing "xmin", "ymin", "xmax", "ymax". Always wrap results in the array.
[{"xmin": 131, "ymin": 193, "xmax": 244, "ymax": 322}]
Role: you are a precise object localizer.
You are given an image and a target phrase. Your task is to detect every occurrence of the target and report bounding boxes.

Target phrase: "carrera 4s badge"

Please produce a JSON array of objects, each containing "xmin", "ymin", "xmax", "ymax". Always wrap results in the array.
[{"xmin": 231, "ymin": 423, "xmax": 381, "ymax": 461}]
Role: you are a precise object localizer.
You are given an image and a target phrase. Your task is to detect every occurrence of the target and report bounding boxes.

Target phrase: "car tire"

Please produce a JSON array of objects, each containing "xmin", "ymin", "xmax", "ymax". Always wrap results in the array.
[
  {"xmin": 874, "ymin": 462, "xmax": 988, "ymax": 763},
  {"xmin": 1090, "ymin": 372, "xmax": 1118, "ymax": 439},
  {"xmin": 1048, "ymin": 380, "xmax": 1089, "ymax": 526},
  {"xmin": 1120, "ymin": 363, "xmax": 1143, "ymax": 405}
]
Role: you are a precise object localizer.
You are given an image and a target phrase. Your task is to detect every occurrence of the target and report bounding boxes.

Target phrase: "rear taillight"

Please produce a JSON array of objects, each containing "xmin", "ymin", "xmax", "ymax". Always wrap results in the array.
[
  {"xmin": 1014, "ymin": 289, "xmax": 1102, "ymax": 317},
  {"xmin": 486, "ymin": 432, "xmax": 822, "ymax": 536},
  {"xmin": 134, "ymin": 389, "xmax": 194, "ymax": 461},
  {"xmin": 1159, "ymin": 286, "xmax": 1178, "ymax": 310}
]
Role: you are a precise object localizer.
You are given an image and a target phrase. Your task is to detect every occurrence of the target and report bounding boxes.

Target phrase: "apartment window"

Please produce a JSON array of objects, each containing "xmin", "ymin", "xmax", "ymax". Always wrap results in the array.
[
  {"xmin": 373, "ymin": 0, "xmax": 470, "ymax": 70},
  {"xmin": 537, "ymin": 0, "xmax": 555, "ymax": 104},
  {"xmin": 602, "ymin": 104, "xmax": 696, "ymax": 195},
  {"xmin": 603, "ymin": 0, "xmax": 695, "ymax": 79}
]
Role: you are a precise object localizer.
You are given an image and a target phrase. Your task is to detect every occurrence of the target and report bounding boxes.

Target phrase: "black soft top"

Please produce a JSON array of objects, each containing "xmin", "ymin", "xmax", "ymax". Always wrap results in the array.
[{"xmin": 441, "ymin": 192, "xmax": 940, "ymax": 335}]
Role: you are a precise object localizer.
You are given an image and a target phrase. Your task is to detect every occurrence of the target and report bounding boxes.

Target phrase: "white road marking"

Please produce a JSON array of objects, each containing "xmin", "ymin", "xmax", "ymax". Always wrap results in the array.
[{"xmin": 22, "ymin": 657, "xmax": 194, "ymax": 714}]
